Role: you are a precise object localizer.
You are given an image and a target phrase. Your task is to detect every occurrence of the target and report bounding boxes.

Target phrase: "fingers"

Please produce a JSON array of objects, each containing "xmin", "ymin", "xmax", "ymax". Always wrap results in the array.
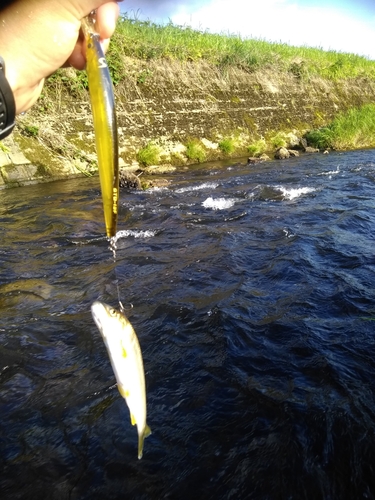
[
  {"xmin": 66, "ymin": 37, "xmax": 86, "ymax": 70},
  {"xmin": 67, "ymin": 1, "xmax": 120, "ymax": 70},
  {"xmin": 1, "ymin": 0, "xmax": 124, "ymax": 112},
  {"xmin": 72, "ymin": 0, "xmax": 123, "ymax": 20},
  {"xmin": 96, "ymin": 1, "xmax": 121, "ymax": 40}
]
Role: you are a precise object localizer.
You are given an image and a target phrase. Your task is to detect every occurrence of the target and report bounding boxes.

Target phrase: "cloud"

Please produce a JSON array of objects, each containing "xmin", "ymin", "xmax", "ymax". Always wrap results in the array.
[
  {"xmin": 121, "ymin": 0, "xmax": 375, "ymax": 59},
  {"xmin": 170, "ymin": 0, "xmax": 375, "ymax": 58},
  {"xmin": 122, "ymin": 0, "xmax": 202, "ymax": 20}
]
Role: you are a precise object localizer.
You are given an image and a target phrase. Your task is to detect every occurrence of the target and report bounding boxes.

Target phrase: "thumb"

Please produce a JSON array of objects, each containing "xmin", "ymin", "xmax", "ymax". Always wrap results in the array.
[
  {"xmin": 72, "ymin": 0, "xmax": 123, "ymax": 23},
  {"xmin": 66, "ymin": 1, "xmax": 121, "ymax": 69}
]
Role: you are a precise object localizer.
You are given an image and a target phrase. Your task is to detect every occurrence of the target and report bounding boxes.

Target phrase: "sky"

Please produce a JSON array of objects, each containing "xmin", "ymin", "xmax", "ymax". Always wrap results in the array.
[{"xmin": 120, "ymin": 0, "xmax": 375, "ymax": 60}]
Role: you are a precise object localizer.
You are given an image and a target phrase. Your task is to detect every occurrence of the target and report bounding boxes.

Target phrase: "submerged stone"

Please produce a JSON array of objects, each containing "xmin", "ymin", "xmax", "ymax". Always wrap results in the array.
[
  {"xmin": 275, "ymin": 147, "xmax": 290, "ymax": 160},
  {"xmin": 119, "ymin": 170, "xmax": 142, "ymax": 189}
]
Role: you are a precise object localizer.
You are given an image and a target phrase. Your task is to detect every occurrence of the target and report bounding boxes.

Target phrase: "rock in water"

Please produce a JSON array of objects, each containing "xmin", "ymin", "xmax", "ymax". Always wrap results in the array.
[
  {"xmin": 119, "ymin": 170, "xmax": 142, "ymax": 189},
  {"xmin": 274, "ymin": 147, "xmax": 290, "ymax": 160}
]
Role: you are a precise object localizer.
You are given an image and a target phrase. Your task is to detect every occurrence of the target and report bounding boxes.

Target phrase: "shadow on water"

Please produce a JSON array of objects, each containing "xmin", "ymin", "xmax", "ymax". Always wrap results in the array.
[{"xmin": 1, "ymin": 150, "xmax": 375, "ymax": 499}]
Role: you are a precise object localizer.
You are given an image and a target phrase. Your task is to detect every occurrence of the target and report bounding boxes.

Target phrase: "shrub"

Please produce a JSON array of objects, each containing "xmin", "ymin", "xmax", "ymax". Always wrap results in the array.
[
  {"xmin": 23, "ymin": 125, "xmax": 39, "ymax": 137},
  {"xmin": 218, "ymin": 137, "xmax": 236, "ymax": 154},
  {"xmin": 270, "ymin": 133, "xmax": 287, "ymax": 149},
  {"xmin": 247, "ymin": 139, "xmax": 266, "ymax": 157},
  {"xmin": 305, "ymin": 104, "xmax": 375, "ymax": 150},
  {"xmin": 304, "ymin": 127, "xmax": 334, "ymax": 149},
  {"xmin": 185, "ymin": 140, "xmax": 207, "ymax": 163},
  {"xmin": 137, "ymin": 142, "xmax": 161, "ymax": 166}
]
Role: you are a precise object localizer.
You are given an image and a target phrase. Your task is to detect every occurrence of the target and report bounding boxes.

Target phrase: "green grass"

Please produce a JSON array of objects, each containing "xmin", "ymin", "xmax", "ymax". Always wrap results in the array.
[
  {"xmin": 0, "ymin": 141, "xmax": 10, "ymax": 153},
  {"xmin": 247, "ymin": 139, "xmax": 267, "ymax": 157},
  {"xmin": 218, "ymin": 137, "xmax": 236, "ymax": 154},
  {"xmin": 269, "ymin": 132, "xmax": 287, "ymax": 149},
  {"xmin": 185, "ymin": 140, "xmax": 207, "ymax": 163},
  {"xmin": 136, "ymin": 142, "xmax": 161, "ymax": 166},
  {"xmin": 305, "ymin": 104, "xmax": 375, "ymax": 149},
  {"xmin": 22, "ymin": 125, "xmax": 39, "ymax": 137},
  {"xmin": 47, "ymin": 68, "xmax": 89, "ymax": 95},
  {"xmin": 108, "ymin": 15, "xmax": 375, "ymax": 81},
  {"xmin": 43, "ymin": 16, "xmax": 375, "ymax": 95}
]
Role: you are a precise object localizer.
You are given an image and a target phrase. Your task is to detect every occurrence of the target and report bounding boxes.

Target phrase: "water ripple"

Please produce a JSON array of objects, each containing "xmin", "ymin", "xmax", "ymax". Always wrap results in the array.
[{"xmin": 1, "ymin": 150, "xmax": 375, "ymax": 498}]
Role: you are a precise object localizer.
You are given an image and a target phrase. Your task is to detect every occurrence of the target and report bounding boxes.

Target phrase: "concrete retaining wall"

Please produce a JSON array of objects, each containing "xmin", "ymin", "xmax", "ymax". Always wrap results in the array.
[{"xmin": 2, "ymin": 59, "xmax": 375, "ymax": 188}]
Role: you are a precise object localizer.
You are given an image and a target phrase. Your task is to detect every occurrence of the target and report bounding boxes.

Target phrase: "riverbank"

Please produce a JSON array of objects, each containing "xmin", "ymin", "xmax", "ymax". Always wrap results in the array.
[{"xmin": 1, "ymin": 17, "xmax": 375, "ymax": 188}]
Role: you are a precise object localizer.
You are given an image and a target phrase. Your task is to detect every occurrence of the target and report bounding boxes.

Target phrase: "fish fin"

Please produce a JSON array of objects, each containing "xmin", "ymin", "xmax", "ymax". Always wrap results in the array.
[
  {"xmin": 121, "ymin": 341, "xmax": 127, "ymax": 358},
  {"xmin": 118, "ymin": 385, "xmax": 129, "ymax": 399},
  {"xmin": 130, "ymin": 413, "xmax": 137, "ymax": 426},
  {"xmin": 137, "ymin": 423, "xmax": 152, "ymax": 460}
]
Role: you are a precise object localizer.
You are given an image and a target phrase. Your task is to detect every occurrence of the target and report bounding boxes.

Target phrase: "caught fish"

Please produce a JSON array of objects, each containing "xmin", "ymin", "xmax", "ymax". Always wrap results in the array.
[
  {"xmin": 91, "ymin": 301, "xmax": 151, "ymax": 459},
  {"xmin": 82, "ymin": 12, "xmax": 119, "ymax": 238}
]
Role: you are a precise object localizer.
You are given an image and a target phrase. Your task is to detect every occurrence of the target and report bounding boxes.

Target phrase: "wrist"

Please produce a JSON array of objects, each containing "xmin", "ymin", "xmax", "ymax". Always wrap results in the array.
[
  {"xmin": 0, "ymin": 57, "xmax": 16, "ymax": 139},
  {"xmin": 2, "ymin": 58, "xmax": 45, "ymax": 114}
]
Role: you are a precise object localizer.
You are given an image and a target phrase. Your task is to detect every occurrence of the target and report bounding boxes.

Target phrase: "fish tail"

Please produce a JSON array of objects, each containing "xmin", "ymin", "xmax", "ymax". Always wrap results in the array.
[{"xmin": 137, "ymin": 424, "xmax": 152, "ymax": 460}]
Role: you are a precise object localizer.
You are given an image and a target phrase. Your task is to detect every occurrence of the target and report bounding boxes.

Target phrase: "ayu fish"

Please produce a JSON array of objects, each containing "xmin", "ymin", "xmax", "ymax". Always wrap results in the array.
[
  {"xmin": 91, "ymin": 301, "xmax": 151, "ymax": 459},
  {"xmin": 82, "ymin": 12, "xmax": 119, "ymax": 238}
]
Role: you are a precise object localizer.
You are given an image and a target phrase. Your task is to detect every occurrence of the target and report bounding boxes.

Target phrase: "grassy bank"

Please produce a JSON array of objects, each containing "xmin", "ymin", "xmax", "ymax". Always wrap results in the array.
[
  {"xmin": 45, "ymin": 16, "xmax": 375, "ymax": 93},
  {"xmin": 107, "ymin": 16, "xmax": 375, "ymax": 81},
  {"xmin": 305, "ymin": 104, "xmax": 375, "ymax": 150},
  {"xmin": 13, "ymin": 17, "xmax": 374, "ymax": 183}
]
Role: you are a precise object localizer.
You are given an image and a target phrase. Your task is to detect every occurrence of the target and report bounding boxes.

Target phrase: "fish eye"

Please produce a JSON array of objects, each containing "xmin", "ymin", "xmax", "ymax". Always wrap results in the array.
[{"xmin": 109, "ymin": 308, "xmax": 117, "ymax": 317}]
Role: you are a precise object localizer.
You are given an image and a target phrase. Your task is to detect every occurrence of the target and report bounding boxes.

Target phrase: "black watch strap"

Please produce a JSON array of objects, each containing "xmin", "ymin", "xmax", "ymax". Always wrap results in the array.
[{"xmin": 0, "ymin": 57, "xmax": 16, "ymax": 140}]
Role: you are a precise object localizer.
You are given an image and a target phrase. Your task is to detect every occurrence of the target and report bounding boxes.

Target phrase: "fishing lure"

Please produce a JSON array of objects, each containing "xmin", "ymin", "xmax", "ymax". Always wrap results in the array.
[{"xmin": 82, "ymin": 12, "xmax": 119, "ymax": 238}]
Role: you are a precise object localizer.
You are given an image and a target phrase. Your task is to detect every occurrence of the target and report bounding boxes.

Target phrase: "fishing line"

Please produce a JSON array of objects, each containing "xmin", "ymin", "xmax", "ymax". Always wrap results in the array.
[
  {"xmin": 109, "ymin": 234, "xmax": 125, "ymax": 311},
  {"xmin": 109, "ymin": 234, "xmax": 134, "ymax": 313}
]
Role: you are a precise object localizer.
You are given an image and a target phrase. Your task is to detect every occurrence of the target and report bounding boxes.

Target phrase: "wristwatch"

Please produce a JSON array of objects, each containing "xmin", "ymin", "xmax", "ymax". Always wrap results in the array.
[{"xmin": 0, "ymin": 57, "xmax": 15, "ymax": 140}]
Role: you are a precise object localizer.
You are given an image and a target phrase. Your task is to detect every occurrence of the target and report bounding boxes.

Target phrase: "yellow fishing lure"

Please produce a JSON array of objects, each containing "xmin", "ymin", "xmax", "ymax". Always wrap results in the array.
[{"xmin": 82, "ymin": 12, "xmax": 119, "ymax": 238}]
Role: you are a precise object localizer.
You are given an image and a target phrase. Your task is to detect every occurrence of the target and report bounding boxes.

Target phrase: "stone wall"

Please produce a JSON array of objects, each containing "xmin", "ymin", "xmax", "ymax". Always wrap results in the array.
[{"xmin": 2, "ymin": 58, "xmax": 375, "ymax": 188}]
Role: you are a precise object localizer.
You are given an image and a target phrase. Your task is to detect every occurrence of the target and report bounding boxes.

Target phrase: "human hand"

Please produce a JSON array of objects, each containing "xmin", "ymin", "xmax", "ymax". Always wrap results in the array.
[{"xmin": 0, "ymin": 0, "xmax": 122, "ymax": 114}]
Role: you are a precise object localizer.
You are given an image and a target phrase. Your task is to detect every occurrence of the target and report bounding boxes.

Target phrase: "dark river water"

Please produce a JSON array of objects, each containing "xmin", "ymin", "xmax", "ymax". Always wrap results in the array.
[{"xmin": 1, "ymin": 149, "xmax": 375, "ymax": 499}]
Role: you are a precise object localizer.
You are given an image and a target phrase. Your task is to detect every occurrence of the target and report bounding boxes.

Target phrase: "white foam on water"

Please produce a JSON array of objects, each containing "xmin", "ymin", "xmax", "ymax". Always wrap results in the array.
[
  {"xmin": 124, "ymin": 203, "xmax": 145, "ymax": 212},
  {"xmin": 202, "ymin": 197, "xmax": 236, "ymax": 210},
  {"xmin": 114, "ymin": 229, "xmax": 157, "ymax": 241},
  {"xmin": 318, "ymin": 166, "xmax": 340, "ymax": 176},
  {"xmin": 170, "ymin": 202, "xmax": 195, "ymax": 209},
  {"xmin": 147, "ymin": 186, "xmax": 170, "ymax": 192},
  {"xmin": 176, "ymin": 182, "xmax": 219, "ymax": 194},
  {"xmin": 276, "ymin": 186, "xmax": 316, "ymax": 200},
  {"xmin": 283, "ymin": 228, "xmax": 296, "ymax": 238}
]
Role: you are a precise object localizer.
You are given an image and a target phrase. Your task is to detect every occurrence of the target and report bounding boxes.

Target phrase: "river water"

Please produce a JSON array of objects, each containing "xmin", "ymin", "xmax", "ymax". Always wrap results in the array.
[{"xmin": 1, "ymin": 149, "xmax": 375, "ymax": 499}]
